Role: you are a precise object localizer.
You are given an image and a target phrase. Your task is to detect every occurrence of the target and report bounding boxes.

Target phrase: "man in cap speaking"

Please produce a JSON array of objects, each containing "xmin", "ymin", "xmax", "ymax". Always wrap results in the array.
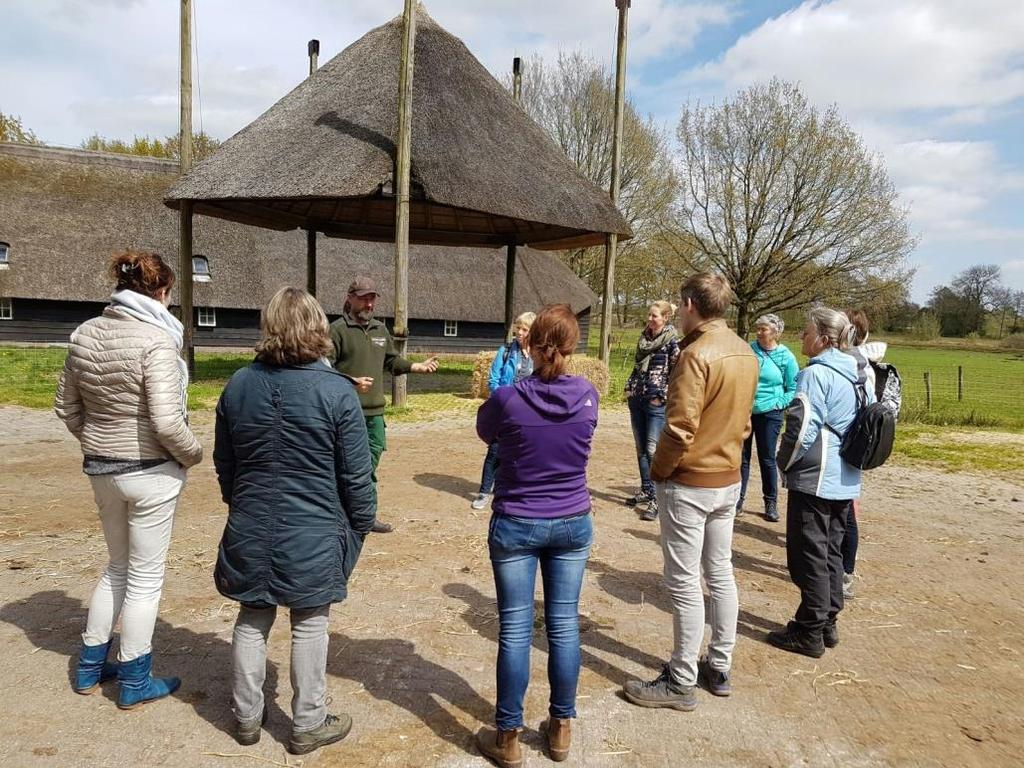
[{"xmin": 328, "ymin": 276, "xmax": 439, "ymax": 533}]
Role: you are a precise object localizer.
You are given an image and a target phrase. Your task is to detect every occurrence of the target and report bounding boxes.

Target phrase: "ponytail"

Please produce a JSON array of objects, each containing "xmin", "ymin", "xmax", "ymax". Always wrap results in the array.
[
  {"xmin": 109, "ymin": 250, "xmax": 175, "ymax": 300},
  {"xmin": 527, "ymin": 304, "xmax": 579, "ymax": 382}
]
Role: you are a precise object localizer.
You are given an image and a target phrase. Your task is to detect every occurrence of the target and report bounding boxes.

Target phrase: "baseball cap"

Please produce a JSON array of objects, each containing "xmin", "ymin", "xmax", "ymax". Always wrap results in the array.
[{"xmin": 348, "ymin": 276, "xmax": 378, "ymax": 297}]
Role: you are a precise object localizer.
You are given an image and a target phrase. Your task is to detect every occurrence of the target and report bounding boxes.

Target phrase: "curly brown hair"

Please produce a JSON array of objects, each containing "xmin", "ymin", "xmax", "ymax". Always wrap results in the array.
[{"xmin": 108, "ymin": 250, "xmax": 175, "ymax": 299}]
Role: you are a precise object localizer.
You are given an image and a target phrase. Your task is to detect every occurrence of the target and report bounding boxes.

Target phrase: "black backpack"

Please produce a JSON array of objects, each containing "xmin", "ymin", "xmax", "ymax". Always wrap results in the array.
[{"xmin": 820, "ymin": 364, "xmax": 896, "ymax": 470}]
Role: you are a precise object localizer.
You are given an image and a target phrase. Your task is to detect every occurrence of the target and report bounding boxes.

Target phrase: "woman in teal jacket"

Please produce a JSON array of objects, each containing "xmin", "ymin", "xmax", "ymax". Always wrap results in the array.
[
  {"xmin": 471, "ymin": 312, "xmax": 536, "ymax": 509},
  {"xmin": 738, "ymin": 314, "xmax": 799, "ymax": 522}
]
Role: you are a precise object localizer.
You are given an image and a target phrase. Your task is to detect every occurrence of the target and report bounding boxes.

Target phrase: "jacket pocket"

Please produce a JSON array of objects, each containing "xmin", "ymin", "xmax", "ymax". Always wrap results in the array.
[{"xmin": 340, "ymin": 525, "xmax": 364, "ymax": 581}]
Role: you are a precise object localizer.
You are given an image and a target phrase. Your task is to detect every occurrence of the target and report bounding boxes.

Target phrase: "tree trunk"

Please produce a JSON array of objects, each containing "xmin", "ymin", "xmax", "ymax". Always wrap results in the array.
[{"xmin": 736, "ymin": 302, "xmax": 749, "ymax": 338}]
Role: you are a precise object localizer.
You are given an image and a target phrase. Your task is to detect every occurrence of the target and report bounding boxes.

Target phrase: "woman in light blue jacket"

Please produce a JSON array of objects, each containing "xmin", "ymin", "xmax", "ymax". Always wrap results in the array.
[
  {"xmin": 770, "ymin": 307, "xmax": 874, "ymax": 659},
  {"xmin": 471, "ymin": 312, "xmax": 535, "ymax": 509}
]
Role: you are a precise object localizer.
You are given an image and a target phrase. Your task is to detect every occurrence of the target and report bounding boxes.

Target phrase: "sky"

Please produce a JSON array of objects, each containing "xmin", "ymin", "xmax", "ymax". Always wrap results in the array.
[{"xmin": 2, "ymin": 0, "xmax": 1023, "ymax": 303}]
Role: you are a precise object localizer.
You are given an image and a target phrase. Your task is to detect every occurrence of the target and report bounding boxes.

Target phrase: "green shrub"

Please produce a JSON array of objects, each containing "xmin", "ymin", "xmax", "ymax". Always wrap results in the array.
[{"xmin": 910, "ymin": 313, "xmax": 941, "ymax": 340}]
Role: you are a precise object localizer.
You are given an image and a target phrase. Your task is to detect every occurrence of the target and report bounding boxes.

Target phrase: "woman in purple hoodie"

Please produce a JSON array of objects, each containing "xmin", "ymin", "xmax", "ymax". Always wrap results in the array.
[{"xmin": 474, "ymin": 304, "xmax": 599, "ymax": 768}]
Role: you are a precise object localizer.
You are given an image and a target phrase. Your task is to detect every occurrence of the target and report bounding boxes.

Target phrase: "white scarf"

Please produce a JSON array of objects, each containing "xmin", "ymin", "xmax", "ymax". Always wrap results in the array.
[{"xmin": 110, "ymin": 290, "xmax": 190, "ymax": 415}]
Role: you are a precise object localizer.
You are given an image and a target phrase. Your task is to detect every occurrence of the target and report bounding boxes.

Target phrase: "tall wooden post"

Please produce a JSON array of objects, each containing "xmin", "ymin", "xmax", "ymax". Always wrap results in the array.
[
  {"xmin": 179, "ymin": 0, "xmax": 195, "ymax": 374},
  {"xmin": 392, "ymin": 0, "xmax": 417, "ymax": 407},
  {"xmin": 512, "ymin": 56, "xmax": 522, "ymax": 102},
  {"xmin": 306, "ymin": 40, "xmax": 320, "ymax": 297},
  {"xmin": 599, "ymin": 0, "xmax": 630, "ymax": 363},
  {"xmin": 504, "ymin": 56, "xmax": 523, "ymax": 343}
]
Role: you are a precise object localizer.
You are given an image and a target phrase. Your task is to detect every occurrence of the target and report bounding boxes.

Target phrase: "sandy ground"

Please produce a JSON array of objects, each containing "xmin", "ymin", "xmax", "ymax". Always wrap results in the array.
[{"xmin": 1, "ymin": 405, "xmax": 1022, "ymax": 768}]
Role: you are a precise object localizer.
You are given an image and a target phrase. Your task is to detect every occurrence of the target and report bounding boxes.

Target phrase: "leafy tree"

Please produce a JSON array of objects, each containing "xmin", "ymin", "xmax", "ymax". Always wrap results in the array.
[
  {"xmin": 0, "ymin": 112, "xmax": 42, "ymax": 144},
  {"xmin": 928, "ymin": 264, "xmax": 1004, "ymax": 336},
  {"xmin": 80, "ymin": 131, "xmax": 221, "ymax": 162},
  {"xmin": 674, "ymin": 79, "xmax": 915, "ymax": 335},
  {"xmin": 512, "ymin": 53, "xmax": 679, "ymax": 311}
]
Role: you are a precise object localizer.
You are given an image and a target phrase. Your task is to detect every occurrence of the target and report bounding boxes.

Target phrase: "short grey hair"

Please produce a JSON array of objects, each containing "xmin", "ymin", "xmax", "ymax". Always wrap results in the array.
[
  {"xmin": 807, "ymin": 306, "xmax": 856, "ymax": 351},
  {"xmin": 755, "ymin": 313, "xmax": 785, "ymax": 335}
]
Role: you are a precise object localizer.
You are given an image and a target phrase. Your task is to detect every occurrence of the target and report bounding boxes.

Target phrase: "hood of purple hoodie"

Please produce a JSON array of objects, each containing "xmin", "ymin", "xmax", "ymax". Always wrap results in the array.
[{"xmin": 514, "ymin": 374, "xmax": 597, "ymax": 419}]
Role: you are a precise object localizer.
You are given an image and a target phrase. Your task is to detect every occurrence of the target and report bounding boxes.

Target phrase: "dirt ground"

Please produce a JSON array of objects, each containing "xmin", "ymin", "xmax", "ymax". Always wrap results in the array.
[{"xmin": 1, "ymin": 405, "xmax": 1022, "ymax": 768}]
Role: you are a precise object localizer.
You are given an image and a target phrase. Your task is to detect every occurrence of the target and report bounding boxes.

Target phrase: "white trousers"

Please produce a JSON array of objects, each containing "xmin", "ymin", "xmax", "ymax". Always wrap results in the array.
[
  {"xmin": 657, "ymin": 480, "xmax": 740, "ymax": 686},
  {"xmin": 82, "ymin": 462, "xmax": 186, "ymax": 662}
]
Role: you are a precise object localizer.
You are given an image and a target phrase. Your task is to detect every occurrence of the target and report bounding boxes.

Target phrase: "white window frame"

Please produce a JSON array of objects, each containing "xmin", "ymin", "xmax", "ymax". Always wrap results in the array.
[
  {"xmin": 197, "ymin": 307, "xmax": 217, "ymax": 327},
  {"xmin": 0, "ymin": 297, "xmax": 12, "ymax": 320},
  {"xmin": 192, "ymin": 254, "xmax": 211, "ymax": 282},
  {"xmin": 443, "ymin": 320, "xmax": 458, "ymax": 337},
  {"xmin": 0, "ymin": 242, "xmax": 9, "ymax": 270}
]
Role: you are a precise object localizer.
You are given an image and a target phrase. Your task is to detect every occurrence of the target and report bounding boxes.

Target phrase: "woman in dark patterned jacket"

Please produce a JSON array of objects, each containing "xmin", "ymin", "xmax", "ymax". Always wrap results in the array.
[{"xmin": 624, "ymin": 301, "xmax": 681, "ymax": 521}]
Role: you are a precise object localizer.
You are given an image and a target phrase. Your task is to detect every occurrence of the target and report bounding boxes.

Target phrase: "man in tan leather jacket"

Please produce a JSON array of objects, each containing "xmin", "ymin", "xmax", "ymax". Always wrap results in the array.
[{"xmin": 624, "ymin": 273, "xmax": 758, "ymax": 711}]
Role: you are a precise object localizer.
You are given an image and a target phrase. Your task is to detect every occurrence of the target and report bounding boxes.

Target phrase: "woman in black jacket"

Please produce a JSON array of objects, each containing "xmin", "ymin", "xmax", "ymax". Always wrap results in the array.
[{"xmin": 214, "ymin": 287, "xmax": 376, "ymax": 756}]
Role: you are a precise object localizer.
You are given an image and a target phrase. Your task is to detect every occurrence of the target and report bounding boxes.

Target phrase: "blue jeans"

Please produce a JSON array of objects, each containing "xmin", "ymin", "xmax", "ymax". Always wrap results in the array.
[
  {"xmin": 488, "ymin": 512, "xmax": 594, "ymax": 730},
  {"xmin": 740, "ymin": 409, "xmax": 783, "ymax": 503},
  {"xmin": 628, "ymin": 396, "xmax": 666, "ymax": 498},
  {"xmin": 479, "ymin": 442, "xmax": 500, "ymax": 495}
]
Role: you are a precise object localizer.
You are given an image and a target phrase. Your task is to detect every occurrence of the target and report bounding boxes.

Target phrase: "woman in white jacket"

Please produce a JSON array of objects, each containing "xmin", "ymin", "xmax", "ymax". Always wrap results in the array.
[{"xmin": 55, "ymin": 250, "xmax": 202, "ymax": 709}]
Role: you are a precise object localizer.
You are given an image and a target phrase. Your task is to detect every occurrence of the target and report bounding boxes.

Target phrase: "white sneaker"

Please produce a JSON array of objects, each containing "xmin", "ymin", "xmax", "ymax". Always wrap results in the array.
[
  {"xmin": 471, "ymin": 493, "xmax": 491, "ymax": 510},
  {"xmin": 842, "ymin": 572, "xmax": 856, "ymax": 599}
]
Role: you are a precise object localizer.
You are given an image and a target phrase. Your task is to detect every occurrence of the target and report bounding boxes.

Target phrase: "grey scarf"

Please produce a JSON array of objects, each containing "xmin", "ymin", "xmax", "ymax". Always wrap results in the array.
[{"xmin": 634, "ymin": 325, "xmax": 678, "ymax": 374}]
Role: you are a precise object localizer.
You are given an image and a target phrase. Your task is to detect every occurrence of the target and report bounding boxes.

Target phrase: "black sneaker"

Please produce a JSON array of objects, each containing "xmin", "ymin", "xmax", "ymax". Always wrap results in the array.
[
  {"xmin": 698, "ymin": 655, "xmax": 731, "ymax": 697},
  {"xmin": 823, "ymin": 620, "xmax": 839, "ymax": 649},
  {"xmin": 735, "ymin": 496, "xmax": 745, "ymax": 514},
  {"xmin": 639, "ymin": 498, "xmax": 658, "ymax": 522},
  {"xmin": 764, "ymin": 499, "xmax": 780, "ymax": 523},
  {"xmin": 235, "ymin": 706, "xmax": 269, "ymax": 746},
  {"xmin": 623, "ymin": 665, "xmax": 697, "ymax": 711},
  {"xmin": 767, "ymin": 623, "xmax": 825, "ymax": 658},
  {"xmin": 371, "ymin": 519, "xmax": 394, "ymax": 534},
  {"xmin": 288, "ymin": 712, "xmax": 353, "ymax": 755},
  {"xmin": 626, "ymin": 488, "xmax": 652, "ymax": 507}
]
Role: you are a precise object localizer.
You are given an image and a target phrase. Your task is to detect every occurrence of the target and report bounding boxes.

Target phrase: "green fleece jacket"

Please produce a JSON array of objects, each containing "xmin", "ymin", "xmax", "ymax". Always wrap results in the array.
[{"xmin": 328, "ymin": 314, "xmax": 414, "ymax": 416}]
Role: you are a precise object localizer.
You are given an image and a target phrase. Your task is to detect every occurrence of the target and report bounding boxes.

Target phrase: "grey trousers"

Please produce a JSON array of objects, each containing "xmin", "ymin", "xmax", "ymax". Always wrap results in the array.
[
  {"xmin": 231, "ymin": 604, "xmax": 330, "ymax": 732},
  {"xmin": 656, "ymin": 480, "xmax": 740, "ymax": 686}
]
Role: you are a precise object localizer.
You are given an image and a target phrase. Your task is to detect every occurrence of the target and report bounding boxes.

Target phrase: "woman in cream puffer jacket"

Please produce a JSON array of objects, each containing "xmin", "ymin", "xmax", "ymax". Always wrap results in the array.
[{"xmin": 54, "ymin": 250, "xmax": 201, "ymax": 710}]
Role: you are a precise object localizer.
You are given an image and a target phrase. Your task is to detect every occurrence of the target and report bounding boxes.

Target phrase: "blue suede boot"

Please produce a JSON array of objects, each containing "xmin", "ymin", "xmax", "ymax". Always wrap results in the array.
[
  {"xmin": 74, "ymin": 640, "xmax": 119, "ymax": 695},
  {"xmin": 116, "ymin": 653, "xmax": 180, "ymax": 710}
]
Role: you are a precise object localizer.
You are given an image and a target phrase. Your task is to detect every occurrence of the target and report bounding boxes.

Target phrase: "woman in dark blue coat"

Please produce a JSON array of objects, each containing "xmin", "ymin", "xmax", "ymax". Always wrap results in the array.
[{"xmin": 214, "ymin": 287, "xmax": 375, "ymax": 757}]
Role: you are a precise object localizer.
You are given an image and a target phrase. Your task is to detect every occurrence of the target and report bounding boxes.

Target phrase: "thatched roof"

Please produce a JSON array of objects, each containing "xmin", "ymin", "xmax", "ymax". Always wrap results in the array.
[
  {"xmin": 164, "ymin": 9, "xmax": 631, "ymax": 250},
  {"xmin": 0, "ymin": 143, "xmax": 596, "ymax": 320}
]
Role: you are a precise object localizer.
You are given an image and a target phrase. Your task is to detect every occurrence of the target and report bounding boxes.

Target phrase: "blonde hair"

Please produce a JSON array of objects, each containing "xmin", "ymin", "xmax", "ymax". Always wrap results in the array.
[
  {"xmin": 527, "ymin": 304, "xmax": 579, "ymax": 382},
  {"xmin": 650, "ymin": 301, "xmax": 676, "ymax": 321},
  {"xmin": 679, "ymin": 273, "xmax": 733, "ymax": 319},
  {"xmin": 807, "ymin": 306, "xmax": 857, "ymax": 351},
  {"xmin": 255, "ymin": 287, "xmax": 332, "ymax": 366},
  {"xmin": 513, "ymin": 311, "xmax": 536, "ymax": 332}
]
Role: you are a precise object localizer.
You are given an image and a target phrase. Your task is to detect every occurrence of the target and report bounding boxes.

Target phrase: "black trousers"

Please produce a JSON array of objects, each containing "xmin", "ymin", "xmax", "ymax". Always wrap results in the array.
[{"xmin": 786, "ymin": 489, "xmax": 850, "ymax": 632}]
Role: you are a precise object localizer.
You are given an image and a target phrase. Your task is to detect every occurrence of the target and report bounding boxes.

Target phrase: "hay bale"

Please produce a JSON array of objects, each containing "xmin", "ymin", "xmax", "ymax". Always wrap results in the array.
[{"xmin": 470, "ymin": 351, "xmax": 610, "ymax": 400}]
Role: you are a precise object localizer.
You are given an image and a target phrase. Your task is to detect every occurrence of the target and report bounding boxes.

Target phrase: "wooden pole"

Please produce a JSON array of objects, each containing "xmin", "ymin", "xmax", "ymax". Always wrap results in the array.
[
  {"xmin": 957, "ymin": 365, "xmax": 964, "ymax": 402},
  {"xmin": 599, "ymin": 0, "xmax": 630, "ymax": 363},
  {"xmin": 505, "ymin": 244, "xmax": 517, "ymax": 342},
  {"xmin": 306, "ymin": 229, "xmax": 317, "ymax": 297},
  {"xmin": 306, "ymin": 40, "xmax": 320, "ymax": 298},
  {"xmin": 512, "ymin": 56, "xmax": 522, "ymax": 102},
  {"xmin": 179, "ymin": 0, "xmax": 195, "ymax": 375},
  {"xmin": 924, "ymin": 371, "xmax": 932, "ymax": 410},
  {"xmin": 392, "ymin": 0, "xmax": 417, "ymax": 408}
]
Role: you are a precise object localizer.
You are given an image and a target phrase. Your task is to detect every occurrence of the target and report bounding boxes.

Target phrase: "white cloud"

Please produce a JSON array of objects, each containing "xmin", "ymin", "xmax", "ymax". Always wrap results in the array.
[{"xmin": 695, "ymin": 0, "xmax": 1024, "ymax": 113}]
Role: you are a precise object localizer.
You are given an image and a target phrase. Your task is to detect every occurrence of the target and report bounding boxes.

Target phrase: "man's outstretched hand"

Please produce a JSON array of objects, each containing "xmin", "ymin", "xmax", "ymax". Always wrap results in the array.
[{"xmin": 411, "ymin": 357, "xmax": 439, "ymax": 374}]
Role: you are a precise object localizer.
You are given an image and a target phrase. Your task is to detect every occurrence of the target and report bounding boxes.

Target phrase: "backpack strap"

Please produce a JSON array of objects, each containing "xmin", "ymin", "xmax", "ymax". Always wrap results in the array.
[{"xmin": 814, "ymin": 361, "xmax": 866, "ymax": 438}]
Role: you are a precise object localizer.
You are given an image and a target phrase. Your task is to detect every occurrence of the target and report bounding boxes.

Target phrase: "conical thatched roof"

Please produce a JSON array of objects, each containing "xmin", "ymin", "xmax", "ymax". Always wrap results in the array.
[
  {"xmin": 165, "ymin": 9, "xmax": 631, "ymax": 250},
  {"xmin": 0, "ymin": 143, "xmax": 596, "ymax": 320}
]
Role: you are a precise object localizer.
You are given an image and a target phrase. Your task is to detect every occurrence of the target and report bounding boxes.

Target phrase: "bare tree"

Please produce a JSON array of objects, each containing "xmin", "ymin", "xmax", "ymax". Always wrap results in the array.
[
  {"xmin": 513, "ymin": 53, "xmax": 678, "ymax": 307},
  {"xmin": 675, "ymin": 79, "xmax": 915, "ymax": 335}
]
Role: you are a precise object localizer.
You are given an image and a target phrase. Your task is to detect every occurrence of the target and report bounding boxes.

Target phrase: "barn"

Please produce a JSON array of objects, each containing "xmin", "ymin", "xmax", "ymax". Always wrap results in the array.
[{"xmin": 0, "ymin": 142, "xmax": 597, "ymax": 352}]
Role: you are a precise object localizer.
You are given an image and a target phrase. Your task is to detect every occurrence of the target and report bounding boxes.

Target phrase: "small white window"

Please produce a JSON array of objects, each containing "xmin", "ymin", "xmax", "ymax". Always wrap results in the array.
[
  {"xmin": 0, "ymin": 242, "xmax": 9, "ymax": 270},
  {"xmin": 444, "ymin": 320, "xmax": 458, "ymax": 337},
  {"xmin": 192, "ymin": 255, "xmax": 211, "ymax": 282},
  {"xmin": 0, "ymin": 297, "xmax": 12, "ymax": 320},
  {"xmin": 197, "ymin": 307, "xmax": 217, "ymax": 327}
]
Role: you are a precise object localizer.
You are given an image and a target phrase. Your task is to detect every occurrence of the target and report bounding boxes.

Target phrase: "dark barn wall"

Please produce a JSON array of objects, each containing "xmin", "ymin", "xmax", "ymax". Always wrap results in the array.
[{"xmin": 0, "ymin": 298, "xmax": 106, "ymax": 343}]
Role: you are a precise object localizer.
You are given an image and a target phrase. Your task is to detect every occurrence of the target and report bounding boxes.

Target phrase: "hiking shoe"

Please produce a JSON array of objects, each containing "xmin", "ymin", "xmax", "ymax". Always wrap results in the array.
[
  {"xmin": 235, "ymin": 706, "xmax": 269, "ymax": 746},
  {"xmin": 288, "ymin": 713, "xmax": 353, "ymax": 756},
  {"xmin": 471, "ymin": 493, "xmax": 491, "ymax": 510},
  {"xmin": 698, "ymin": 655, "xmax": 732, "ymax": 697},
  {"xmin": 476, "ymin": 726, "xmax": 524, "ymax": 768},
  {"xmin": 623, "ymin": 665, "xmax": 697, "ymax": 711},
  {"xmin": 545, "ymin": 717, "xmax": 571, "ymax": 762},
  {"xmin": 764, "ymin": 499, "xmax": 780, "ymax": 523},
  {"xmin": 626, "ymin": 488, "xmax": 652, "ymax": 507},
  {"xmin": 371, "ymin": 519, "xmax": 394, "ymax": 534},
  {"xmin": 842, "ymin": 572, "xmax": 856, "ymax": 599},
  {"xmin": 639, "ymin": 498, "xmax": 658, "ymax": 522},
  {"xmin": 767, "ymin": 623, "xmax": 825, "ymax": 658},
  {"xmin": 823, "ymin": 620, "xmax": 839, "ymax": 649}
]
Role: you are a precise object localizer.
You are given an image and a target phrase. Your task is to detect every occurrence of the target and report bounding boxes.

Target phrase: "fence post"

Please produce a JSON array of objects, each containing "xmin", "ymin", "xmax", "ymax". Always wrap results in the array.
[
  {"xmin": 924, "ymin": 371, "xmax": 932, "ymax": 410},
  {"xmin": 957, "ymin": 365, "xmax": 963, "ymax": 402}
]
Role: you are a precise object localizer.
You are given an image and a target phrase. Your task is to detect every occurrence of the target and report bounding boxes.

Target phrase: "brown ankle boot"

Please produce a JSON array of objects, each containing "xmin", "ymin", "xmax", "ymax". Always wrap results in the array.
[
  {"xmin": 476, "ymin": 726, "xmax": 523, "ymax": 768},
  {"xmin": 546, "ymin": 717, "xmax": 571, "ymax": 761}
]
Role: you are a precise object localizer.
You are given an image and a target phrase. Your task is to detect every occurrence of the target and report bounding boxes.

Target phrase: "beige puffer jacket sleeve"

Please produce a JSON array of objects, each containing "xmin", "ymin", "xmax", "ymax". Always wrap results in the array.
[
  {"xmin": 143, "ymin": 340, "xmax": 203, "ymax": 468},
  {"xmin": 54, "ymin": 357, "xmax": 84, "ymax": 438}
]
